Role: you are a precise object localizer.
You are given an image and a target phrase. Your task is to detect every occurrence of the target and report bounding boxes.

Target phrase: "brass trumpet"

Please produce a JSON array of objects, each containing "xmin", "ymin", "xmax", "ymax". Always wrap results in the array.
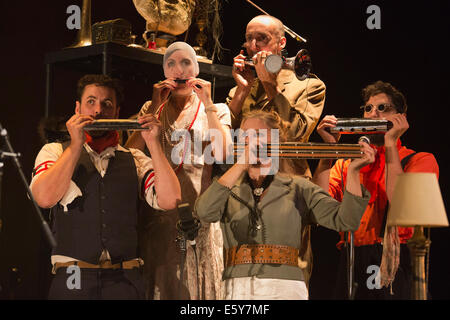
[{"xmin": 243, "ymin": 49, "xmax": 312, "ymax": 81}]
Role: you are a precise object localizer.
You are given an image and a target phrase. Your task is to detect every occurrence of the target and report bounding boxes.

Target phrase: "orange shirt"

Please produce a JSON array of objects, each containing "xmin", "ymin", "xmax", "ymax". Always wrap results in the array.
[{"xmin": 329, "ymin": 140, "xmax": 439, "ymax": 248}]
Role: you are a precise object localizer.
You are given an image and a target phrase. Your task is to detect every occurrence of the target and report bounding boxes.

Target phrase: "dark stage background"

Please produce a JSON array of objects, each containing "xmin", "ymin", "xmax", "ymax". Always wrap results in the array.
[{"xmin": 0, "ymin": 0, "xmax": 449, "ymax": 300}]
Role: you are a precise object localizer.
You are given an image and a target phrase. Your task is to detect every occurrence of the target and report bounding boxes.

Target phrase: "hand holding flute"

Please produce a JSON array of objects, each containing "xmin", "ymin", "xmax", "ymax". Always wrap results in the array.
[
  {"xmin": 232, "ymin": 49, "xmax": 256, "ymax": 91},
  {"xmin": 316, "ymin": 115, "xmax": 342, "ymax": 144},
  {"xmin": 313, "ymin": 115, "xmax": 376, "ymax": 190},
  {"xmin": 149, "ymin": 78, "xmax": 177, "ymax": 114}
]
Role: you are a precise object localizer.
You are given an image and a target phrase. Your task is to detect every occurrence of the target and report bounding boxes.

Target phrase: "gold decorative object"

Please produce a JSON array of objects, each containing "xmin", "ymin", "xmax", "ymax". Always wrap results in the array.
[
  {"xmin": 92, "ymin": 19, "xmax": 132, "ymax": 45},
  {"xmin": 70, "ymin": 0, "xmax": 92, "ymax": 48},
  {"xmin": 387, "ymin": 173, "xmax": 448, "ymax": 300},
  {"xmin": 132, "ymin": 0, "xmax": 195, "ymax": 51},
  {"xmin": 193, "ymin": 16, "xmax": 207, "ymax": 58}
]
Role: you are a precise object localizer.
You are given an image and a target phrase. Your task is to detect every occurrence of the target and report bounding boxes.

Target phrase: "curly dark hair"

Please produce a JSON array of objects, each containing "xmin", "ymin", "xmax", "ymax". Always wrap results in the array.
[
  {"xmin": 76, "ymin": 74, "xmax": 124, "ymax": 105},
  {"xmin": 361, "ymin": 81, "xmax": 407, "ymax": 113}
]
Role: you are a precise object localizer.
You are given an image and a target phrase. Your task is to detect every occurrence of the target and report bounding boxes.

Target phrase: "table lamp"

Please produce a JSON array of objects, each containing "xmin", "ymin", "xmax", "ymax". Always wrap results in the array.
[{"xmin": 387, "ymin": 173, "xmax": 448, "ymax": 300}]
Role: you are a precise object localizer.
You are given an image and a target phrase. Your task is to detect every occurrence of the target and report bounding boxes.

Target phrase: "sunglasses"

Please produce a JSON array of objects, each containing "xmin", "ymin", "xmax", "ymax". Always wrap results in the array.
[{"xmin": 360, "ymin": 103, "xmax": 395, "ymax": 113}]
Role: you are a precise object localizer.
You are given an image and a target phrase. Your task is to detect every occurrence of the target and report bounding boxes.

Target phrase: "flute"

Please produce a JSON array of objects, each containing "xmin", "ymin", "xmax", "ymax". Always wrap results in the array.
[
  {"xmin": 84, "ymin": 119, "xmax": 147, "ymax": 131},
  {"xmin": 233, "ymin": 142, "xmax": 363, "ymax": 159},
  {"xmin": 329, "ymin": 118, "xmax": 392, "ymax": 134},
  {"xmin": 174, "ymin": 78, "xmax": 203, "ymax": 88}
]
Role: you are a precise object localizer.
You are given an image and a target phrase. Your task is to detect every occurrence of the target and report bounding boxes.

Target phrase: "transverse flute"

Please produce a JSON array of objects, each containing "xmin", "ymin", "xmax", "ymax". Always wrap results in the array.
[
  {"xmin": 84, "ymin": 119, "xmax": 146, "ymax": 131},
  {"xmin": 233, "ymin": 142, "xmax": 363, "ymax": 159},
  {"xmin": 329, "ymin": 118, "xmax": 392, "ymax": 134}
]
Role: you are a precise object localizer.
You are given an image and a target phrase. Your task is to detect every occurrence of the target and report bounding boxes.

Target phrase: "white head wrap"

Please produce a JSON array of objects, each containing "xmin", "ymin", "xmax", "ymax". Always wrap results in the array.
[{"xmin": 163, "ymin": 41, "xmax": 199, "ymax": 78}]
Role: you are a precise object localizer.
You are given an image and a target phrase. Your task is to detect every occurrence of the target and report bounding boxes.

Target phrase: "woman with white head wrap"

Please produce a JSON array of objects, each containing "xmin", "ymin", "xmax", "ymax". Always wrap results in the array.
[
  {"xmin": 163, "ymin": 41, "xmax": 200, "ymax": 78},
  {"xmin": 126, "ymin": 41, "xmax": 231, "ymax": 300}
]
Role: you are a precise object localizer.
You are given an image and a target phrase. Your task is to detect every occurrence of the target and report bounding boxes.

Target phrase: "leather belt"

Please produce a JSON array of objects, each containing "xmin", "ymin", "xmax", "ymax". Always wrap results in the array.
[
  {"xmin": 54, "ymin": 259, "xmax": 141, "ymax": 272},
  {"xmin": 224, "ymin": 244, "xmax": 300, "ymax": 267}
]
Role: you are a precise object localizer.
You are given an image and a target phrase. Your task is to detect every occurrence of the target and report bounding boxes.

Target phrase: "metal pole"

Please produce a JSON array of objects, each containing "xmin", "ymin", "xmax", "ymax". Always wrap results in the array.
[
  {"xmin": 0, "ymin": 124, "xmax": 56, "ymax": 248},
  {"xmin": 349, "ymin": 232, "xmax": 355, "ymax": 299}
]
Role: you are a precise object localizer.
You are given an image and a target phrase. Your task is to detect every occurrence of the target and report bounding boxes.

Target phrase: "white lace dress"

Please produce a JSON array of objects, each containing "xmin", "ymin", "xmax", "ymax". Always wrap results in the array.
[{"xmin": 138, "ymin": 94, "xmax": 231, "ymax": 300}]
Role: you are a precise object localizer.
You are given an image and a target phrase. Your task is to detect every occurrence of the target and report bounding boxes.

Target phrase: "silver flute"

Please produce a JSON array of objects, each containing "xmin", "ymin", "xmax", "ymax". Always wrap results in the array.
[
  {"xmin": 84, "ymin": 119, "xmax": 147, "ymax": 131},
  {"xmin": 329, "ymin": 118, "xmax": 392, "ymax": 134}
]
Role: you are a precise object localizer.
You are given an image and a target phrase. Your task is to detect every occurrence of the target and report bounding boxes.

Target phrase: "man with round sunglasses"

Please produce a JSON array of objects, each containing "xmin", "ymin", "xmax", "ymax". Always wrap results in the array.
[
  {"xmin": 361, "ymin": 102, "xmax": 394, "ymax": 113},
  {"xmin": 313, "ymin": 80, "xmax": 439, "ymax": 299}
]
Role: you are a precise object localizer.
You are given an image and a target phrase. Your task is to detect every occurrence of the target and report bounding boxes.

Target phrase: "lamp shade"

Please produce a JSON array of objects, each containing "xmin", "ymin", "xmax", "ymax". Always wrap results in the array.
[{"xmin": 387, "ymin": 173, "xmax": 449, "ymax": 227}]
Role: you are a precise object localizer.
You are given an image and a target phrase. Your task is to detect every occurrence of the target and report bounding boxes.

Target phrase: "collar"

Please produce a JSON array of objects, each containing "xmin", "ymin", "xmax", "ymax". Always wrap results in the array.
[
  {"xmin": 232, "ymin": 172, "xmax": 292, "ymax": 207},
  {"xmin": 85, "ymin": 130, "xmax": 119, "ymax": 155},
  {"xmin": 250, "ymin": 69, "xmax": 294, "ymax": 103},
  {"xmin": 83, "ymin": 131, "xmax": 129, "ymax": 158},
  {"xmin": 371, "ymin": 138, "xmax": 403, "ymax": 154},
  {"xmin": 276, "ymin": 69, "xmax": 319, "ymax": 91},
  {"xmin": 84, "ymin": 142, "xmax": 128, "ymax": 153},
  {"xmin": 234, "ymin": 172, "xmax": 293, "ymax": 187},
  {"xmin": 359, "ymin": 139, "xmax": 403, "ymax": 186},
  {"xmin": 277, "ymin": 69, "xmax": 295, "ymax": 85}
]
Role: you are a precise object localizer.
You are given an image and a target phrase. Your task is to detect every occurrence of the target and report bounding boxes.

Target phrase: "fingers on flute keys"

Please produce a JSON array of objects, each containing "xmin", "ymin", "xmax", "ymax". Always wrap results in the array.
[
  {"xmin": 233, "ymin": 50, "xmax": 247, "ymax": 72},
  {"xmin": 138, "ymin": 115, "xmax": 161, "ymax": 130},
  {"xmin": 318, "ymin": 115, "xmax": 340, "ymax": 143},
  {"xmin": 358, "ymin": 140, "xmax": 376, "ymax": 165},
  {"xmin": 66, "ymin": 114, "xmax": 94, "ymax": 144}
]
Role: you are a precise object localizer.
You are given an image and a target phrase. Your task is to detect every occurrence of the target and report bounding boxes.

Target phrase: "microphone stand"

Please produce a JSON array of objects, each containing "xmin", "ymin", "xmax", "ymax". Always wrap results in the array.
[
  {"xmin": 348, "ymin": 232, "xmax": 357, "ymax": 300},
  {"xmin": 340, "ymin": 157, "xmax": 357, "ymax": 300},
  {"xmin": 0, "ymin": 123, "xmax": 56, "ymax": 249},
  {"xmin": 0, "ymin": 150, "xmax": 4, "ymax": 235},
  {"xmin": 346, "ymin": 135, "xmax": 373, "ymax": 300}
]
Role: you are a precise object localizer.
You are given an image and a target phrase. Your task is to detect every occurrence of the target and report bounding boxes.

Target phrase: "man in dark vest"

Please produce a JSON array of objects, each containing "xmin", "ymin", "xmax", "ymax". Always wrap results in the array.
[{"xmin": 30, "ymin": 74, "xmax": 181, "ymax": 299}]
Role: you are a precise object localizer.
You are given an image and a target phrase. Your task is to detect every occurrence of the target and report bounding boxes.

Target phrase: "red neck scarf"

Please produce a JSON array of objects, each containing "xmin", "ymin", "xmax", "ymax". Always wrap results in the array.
[
  {"xmin": 359, "ymin": 139, "xmax": 402, "ymax": 204},
  {"xmin": 85, "ymin": 130, "xmax": 119, "ymax": 154}
]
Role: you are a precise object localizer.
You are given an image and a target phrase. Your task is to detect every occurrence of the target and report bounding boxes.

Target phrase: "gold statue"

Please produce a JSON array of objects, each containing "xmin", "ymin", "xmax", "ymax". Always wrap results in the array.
[{"xmin": 133, "ymin": 0, "xmax": 195, "ymax": 51}]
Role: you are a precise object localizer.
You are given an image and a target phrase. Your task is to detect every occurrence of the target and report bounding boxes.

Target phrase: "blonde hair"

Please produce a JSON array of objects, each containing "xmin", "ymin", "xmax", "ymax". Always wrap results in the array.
[{"xmin": 241, "ymin": 110, "xmax": 295, "ymax": 175}]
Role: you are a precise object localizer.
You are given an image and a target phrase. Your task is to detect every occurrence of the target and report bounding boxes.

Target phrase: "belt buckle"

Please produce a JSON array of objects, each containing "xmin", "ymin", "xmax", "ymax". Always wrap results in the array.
[{"xmin": 99, "ymin": 260, "xmax": 113, "ymax": 269}]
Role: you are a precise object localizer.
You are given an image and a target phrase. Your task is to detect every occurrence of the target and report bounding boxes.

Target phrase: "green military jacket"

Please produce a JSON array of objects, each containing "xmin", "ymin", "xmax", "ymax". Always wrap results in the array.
[{"xmin": 194, "ymin": 173, "xmax": 370, "ymax": 281}]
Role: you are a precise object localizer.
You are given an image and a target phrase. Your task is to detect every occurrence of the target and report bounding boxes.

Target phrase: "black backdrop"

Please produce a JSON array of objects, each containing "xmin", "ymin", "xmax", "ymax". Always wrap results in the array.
[{"xmin": 0, "ymin": 0, "xmax": 449, "ymax": 300}]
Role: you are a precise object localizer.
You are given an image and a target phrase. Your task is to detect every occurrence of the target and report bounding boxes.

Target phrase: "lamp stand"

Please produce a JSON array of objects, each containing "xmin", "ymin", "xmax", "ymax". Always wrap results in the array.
[{"xmin": 407, "ymin": 226, "xmax": 430, "ymax": 300}]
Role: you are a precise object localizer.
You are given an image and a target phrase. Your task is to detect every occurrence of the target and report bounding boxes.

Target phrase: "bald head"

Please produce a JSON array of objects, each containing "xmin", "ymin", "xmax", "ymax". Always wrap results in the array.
[
  {"xmin": 247, "ymin": 15, "xmax": 285, "ymax": 38},
  {"xmin": 245, "ymin": 15, "xmax": 286, "ymax": 56}
]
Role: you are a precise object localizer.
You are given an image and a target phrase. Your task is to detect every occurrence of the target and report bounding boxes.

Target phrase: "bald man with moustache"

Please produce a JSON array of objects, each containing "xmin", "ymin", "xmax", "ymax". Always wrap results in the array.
[{"xmin": 226, "ymin": 14, "xmax": 327, "ymax": 288}]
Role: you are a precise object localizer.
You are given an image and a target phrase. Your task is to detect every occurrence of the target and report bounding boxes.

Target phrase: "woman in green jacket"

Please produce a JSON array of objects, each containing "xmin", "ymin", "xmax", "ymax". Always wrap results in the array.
[{"xmin": 195, "ymin": 110, "xmax": 375, "ymax": 299}]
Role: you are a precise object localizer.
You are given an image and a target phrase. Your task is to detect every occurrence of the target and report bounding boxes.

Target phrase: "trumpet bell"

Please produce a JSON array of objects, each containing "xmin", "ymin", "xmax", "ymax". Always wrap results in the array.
[
  {"xmin": 264, "ymin": 49, "xmax": 312, "ymax": 81},
  {"xmin": 264, "ymin": 54, "xmax": 284, "ymax": 74}
]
